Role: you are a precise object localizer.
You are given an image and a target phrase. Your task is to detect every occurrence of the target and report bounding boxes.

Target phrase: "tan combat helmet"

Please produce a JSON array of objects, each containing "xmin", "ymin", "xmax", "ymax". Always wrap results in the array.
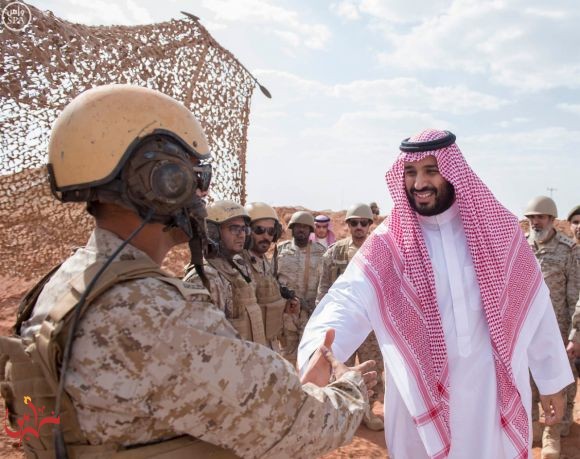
[
  {"xmin": 207, "ymin": 200, "xmax": 250, "ymax": 225},
  {"xmin": 246, "ymin": 202, "xmax": 282, "ymax": 241},
  {"xmin": 48, "ymin": 84, "xmax": 210, "ymax": 195},
  {"xmin": 288, "ymin": 211, "xmax": 315, "ymax": 231},
  {"xmin": 567, "ymin": 205, "xmax": 580, "ymax": 222},
  {"xmin": 245, "ymin": 202, "xmax": 279, "ymax": 223},
  {"xmin": 524, "ymin": 196, "xmax": 558, "ymax": 218},
  {"xmin": 346, "ymin": 203, "xmax": 374, "ymax": 222},
  {"xmin": 206, "ymin": 200, "xmax": 250, "ymax": 256}
]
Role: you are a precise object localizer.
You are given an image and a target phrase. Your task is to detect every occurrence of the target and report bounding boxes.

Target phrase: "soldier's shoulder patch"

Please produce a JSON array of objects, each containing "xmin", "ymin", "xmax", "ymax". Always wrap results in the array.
[{"xmin": 555, "ymin": 231, "xmax": 575, "ymax": 248}]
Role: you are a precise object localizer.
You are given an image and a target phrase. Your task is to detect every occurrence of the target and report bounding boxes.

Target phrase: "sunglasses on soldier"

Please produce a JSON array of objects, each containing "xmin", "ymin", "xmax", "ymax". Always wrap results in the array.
[
  {"xmin": 253, "ymin": 225, "xmax": 276, "ymax": 236},
  {"xmin": 348, "ymin": 219, "xmax": 370, "ymax": 228}
]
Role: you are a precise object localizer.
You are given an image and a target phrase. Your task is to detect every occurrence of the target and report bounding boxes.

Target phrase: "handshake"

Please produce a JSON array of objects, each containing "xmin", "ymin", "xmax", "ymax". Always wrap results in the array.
[{"xmin": 300, "ymin": 329, "xmax": 377, "ymax": 398}]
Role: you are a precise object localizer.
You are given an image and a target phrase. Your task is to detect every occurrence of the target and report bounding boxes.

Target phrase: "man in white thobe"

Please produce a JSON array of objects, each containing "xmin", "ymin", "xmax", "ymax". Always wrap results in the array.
[{"xmin": 298, "ymin": 129, "xmax": 573, "ymax": 459}]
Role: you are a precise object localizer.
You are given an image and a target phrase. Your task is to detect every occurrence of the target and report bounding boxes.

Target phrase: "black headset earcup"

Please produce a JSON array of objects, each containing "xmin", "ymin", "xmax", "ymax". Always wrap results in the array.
[{"xmin": 123, "ymin": 136, "xmax": 196, "ymax": 221}]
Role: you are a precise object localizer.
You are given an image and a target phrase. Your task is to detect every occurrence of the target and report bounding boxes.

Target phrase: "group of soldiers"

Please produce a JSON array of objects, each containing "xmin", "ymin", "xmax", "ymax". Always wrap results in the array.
[
  {"xmin": 524, "ymin": 197, "xmax": 580, "ymax": 459},
  {"xmin": 182, "ymin": 199, "xmax": 386, "ymax": 430}
]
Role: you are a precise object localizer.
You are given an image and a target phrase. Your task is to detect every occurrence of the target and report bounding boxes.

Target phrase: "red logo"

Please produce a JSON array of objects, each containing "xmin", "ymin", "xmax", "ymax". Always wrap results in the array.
[{"xmin": 4, "ymin": 396, "xmax": 61, "ymax": 445}]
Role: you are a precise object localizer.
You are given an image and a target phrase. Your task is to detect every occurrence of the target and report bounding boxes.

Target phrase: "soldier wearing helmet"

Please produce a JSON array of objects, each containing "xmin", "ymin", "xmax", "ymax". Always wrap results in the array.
[
  {"xmin": 240, "ymin": 202, "xmax": 290, "ymax": 351},
  {"xmin": 565, "ymin": 205, "xmax": 580, "ymax": 376},
  {"xmin": 0, "ymin": 85, "xmax": 377, "ymax": 458},
  {"xmin": 276, "ymin": 210, "xmax": 326, "ymax": 365},
  {"xmin": 183, "ymin": 200, "xmax": 270, "ymax": 345},
  {"xmin": 568, "ymin": 205, "xmax": 580, "ymax": 244},
  {"xmin": 524, "ymin": 196, "xmax": 579, "ymax": 455},
  {"xmin": 316, "ymin": 203, "xmax": 385, "ymax": 431}
]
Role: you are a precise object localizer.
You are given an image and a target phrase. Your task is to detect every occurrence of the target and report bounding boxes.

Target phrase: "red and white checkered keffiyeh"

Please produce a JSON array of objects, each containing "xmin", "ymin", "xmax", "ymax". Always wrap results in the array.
[{"xmin": 355, "ymin": 129, "xmax": 541, "ymax": 458}]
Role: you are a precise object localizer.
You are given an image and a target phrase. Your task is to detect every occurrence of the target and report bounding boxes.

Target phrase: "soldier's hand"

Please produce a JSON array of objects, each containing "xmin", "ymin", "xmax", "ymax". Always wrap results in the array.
[
  {"xmin": 347, "ymin": 359, "xmax": 378, "ymax": 398},
  {"xmin": 540, "ymin": 390, "xmax": 566, "ymax": 426},
  {"xmin": 285, "ymin": 298, "xmax": 300, "ymax": 315},
  {"xmin": 318, "ymin": 347, "xmax": 378, "ymax": 397},
  {"xmin": 300, "ymin": 329, "xmax": 335, "ymax": 387}
]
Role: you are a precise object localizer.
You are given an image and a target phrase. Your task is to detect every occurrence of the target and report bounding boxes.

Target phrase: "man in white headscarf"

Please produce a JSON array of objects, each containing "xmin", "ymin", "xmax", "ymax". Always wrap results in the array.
[{"xmin": 298, "ymin": 129, "xmax": 573, "ymax": 458}]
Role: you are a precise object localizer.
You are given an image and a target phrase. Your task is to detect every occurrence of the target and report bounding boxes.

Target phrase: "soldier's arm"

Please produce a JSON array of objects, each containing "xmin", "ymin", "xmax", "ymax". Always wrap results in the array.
[
  {"xmin": 566, "ymin": 246, "xmax": 580, "ymax": 325},
  {"xmin": 151, "ymin": 297, "xmax": 368, "ymax": 459},
  {"xmin": 569, "ymin": 293, "xmax": 580, "ymax": 345},
  {"xmin": 315, "ymin": 251, "xmax": 333, "ymax": 305}
]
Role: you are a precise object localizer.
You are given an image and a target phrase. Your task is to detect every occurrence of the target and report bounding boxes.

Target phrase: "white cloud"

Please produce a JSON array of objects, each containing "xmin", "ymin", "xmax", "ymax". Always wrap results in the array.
[
  {"xmin": 331, "ymin": 1, "xmax": 361, "ymax": 21},
  {"xmin": 31, "ymin": 0, "xmax": 154, "ymax": 25},
  {"xmin": 361, "ymin": 0, "xmax": 580, "ymax": 91},
  {"xmin": 497, "ymin": 117, "xmax": 529, "ymax": 128},
  {"xmin": 346, "ymin": 0, "xmax": 455, "ymax": 24},
  {"xmin": 200, "ymin": 0, "xmax": 331, "ymax": 50},
  {"xmin": 255, "ymin": 70, "xmax": 507, "ymax": 114},
  {"xmin": 557, "ymin": 103, "xmax": 580, "ymax": 114}
]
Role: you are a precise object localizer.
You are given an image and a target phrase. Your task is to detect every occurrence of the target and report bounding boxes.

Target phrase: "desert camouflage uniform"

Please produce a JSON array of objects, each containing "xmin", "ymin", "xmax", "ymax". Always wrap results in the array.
[
  {"xmin": 241, "ymin": 250, "xmax": 287, "ymax": 351},
  {"xmin": 277, "ymin": 240, "xmax": 325, "ymax": 365},
  {"xmin": 18, "ymin": 228, "xmax": 368, "ymax": 458},
  {"xmin": 569, "ymin": 246, "xmax": 580, "ymax": 344},
  {"xmin": 317, "ymin": 237, "xmax": 385, "ymax": 403},
  {"xmin": 184, "ymin": 255, "xmax": 250, "ymax": 319},
  {"xmin": 184, "ymin": 255, "xmax": 269, "ymax": 346},
  {"xmin": 527, "ymin": 231, "xmax": 579, "ymax": 434},
  {"xmin": 571, "ymin": 292, "xmax": 580, "ymax": 345}
]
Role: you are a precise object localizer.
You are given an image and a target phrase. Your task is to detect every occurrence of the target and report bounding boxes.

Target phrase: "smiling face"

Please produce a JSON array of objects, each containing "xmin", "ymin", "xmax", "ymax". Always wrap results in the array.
[{"xmin": 404, "ymin": 155, "xmax": 455, "ymax": 216}]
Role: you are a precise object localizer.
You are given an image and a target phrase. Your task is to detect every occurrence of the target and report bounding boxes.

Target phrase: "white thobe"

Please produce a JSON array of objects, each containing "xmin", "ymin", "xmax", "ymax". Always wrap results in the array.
[{"xmin": 298, "ymin": 204, "xmax": 573, "ymax": 459}]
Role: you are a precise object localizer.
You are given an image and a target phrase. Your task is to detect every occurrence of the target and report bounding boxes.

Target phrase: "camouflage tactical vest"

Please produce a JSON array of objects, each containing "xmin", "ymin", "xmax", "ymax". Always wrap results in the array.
[
  {"xmin": 0, "ymin": 259, "xmax": 238, "ymax": 459},
  {"xmin": 243, "ymin": 253, "xmax": 286, "ymax": 344},
  {"xmin": 208, "ymin": 258, "xmax": 267, "ymax": 345},
  {"xmin": 329, "ymin": 238, "xmax": 353, "ymax": 285}
]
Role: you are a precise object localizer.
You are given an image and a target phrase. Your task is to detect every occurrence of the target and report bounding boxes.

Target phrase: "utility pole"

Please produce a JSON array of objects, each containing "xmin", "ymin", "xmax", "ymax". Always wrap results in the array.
[{"xmin": 547, "ymin": 187, "xmax": 557, "ymax": 198}]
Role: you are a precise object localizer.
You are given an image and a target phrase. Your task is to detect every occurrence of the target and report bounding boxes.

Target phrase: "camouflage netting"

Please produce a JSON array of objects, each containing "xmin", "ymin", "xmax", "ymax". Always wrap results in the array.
[{"xmin": 0, "ymin": 1, "xmax": 266, "ymax": 279}]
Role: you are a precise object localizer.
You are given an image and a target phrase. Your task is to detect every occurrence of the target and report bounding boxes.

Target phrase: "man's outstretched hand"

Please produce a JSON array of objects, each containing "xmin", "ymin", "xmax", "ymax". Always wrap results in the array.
[{"xmin": 300, "ymin": 329, "xmax": 377, "ymax": 396}]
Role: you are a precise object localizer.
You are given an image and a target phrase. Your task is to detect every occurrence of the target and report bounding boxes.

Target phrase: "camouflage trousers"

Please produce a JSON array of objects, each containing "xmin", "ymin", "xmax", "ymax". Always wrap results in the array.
[
  {"xmin": 345, "ymin": 331, "xmax": 385, "ymax": 404},
  {"xmin": 531, "ymin": 358, "xmax": 578, "ymax": 433},
  {"xmin": 280, "ymin": 311, "xmax": 309, "ymax": 368}
]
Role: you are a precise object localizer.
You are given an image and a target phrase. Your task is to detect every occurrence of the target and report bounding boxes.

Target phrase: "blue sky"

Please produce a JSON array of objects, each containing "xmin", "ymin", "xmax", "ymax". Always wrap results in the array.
[{"xmin": 29, "ymin": 0, "xmax": 580, "ymax": 217}]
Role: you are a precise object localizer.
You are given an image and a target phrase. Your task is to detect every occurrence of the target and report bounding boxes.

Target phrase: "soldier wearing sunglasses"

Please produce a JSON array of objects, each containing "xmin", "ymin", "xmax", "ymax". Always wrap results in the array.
[
  {"xmin": 316, "ymin": 203, "xmax": 385, "ymax": 431},
  {"xmin": 242, "ymin": 202, "xmax": 291, "ymax": 351},
  {"xmin": 184, "ymin": 200, "xmax": 269, "ymax": 346}
]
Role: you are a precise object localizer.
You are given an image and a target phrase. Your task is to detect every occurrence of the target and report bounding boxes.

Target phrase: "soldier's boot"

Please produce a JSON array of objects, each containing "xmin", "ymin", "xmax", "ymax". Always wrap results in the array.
[
  {"xmin": 362, "ymin": 407, "xmax": 384, "ymax": 431},
  {"xmin": 541, "ymin": 426, "xmax": 561, "ymax": 459},
  {"xmin": 532, "ymin": 420, "xmax": 543, "ymax": 445}
]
